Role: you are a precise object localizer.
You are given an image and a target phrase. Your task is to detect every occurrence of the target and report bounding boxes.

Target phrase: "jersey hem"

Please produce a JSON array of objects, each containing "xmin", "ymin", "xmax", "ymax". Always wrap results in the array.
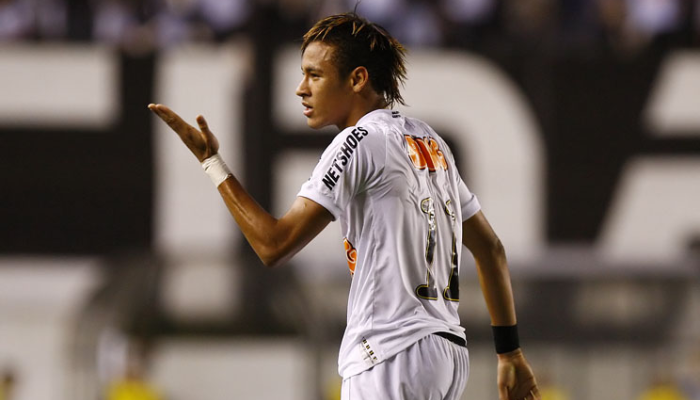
[{"xmin": 339, "ymin": 328, "xmax": 467, "ymax": 379}]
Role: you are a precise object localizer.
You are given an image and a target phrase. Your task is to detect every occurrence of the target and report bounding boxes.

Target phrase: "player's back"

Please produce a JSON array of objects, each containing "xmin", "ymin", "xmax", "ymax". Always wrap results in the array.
[{"xmin": 322, "ymin": 110, "xmax": 480, "ymax": 378}]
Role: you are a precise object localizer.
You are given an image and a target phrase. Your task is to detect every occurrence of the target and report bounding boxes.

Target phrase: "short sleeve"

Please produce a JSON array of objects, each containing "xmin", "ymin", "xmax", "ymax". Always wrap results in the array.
[
  {"xmin": 458, "ymin": 177, "xmax": 481, "ymax": 221},
  {"xmin": 298, "ymin": 125, "xmax": 385, "ymax": 220},
  {"xmin": 435, "ymin": 128, "xmax": 481, "ymax": 221}
]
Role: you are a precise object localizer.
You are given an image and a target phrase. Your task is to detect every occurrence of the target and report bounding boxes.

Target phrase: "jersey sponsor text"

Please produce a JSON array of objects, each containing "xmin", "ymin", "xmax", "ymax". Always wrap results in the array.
[{"xmin": 322, "ymin": 127, "xmax": 369, "ymax": 190}]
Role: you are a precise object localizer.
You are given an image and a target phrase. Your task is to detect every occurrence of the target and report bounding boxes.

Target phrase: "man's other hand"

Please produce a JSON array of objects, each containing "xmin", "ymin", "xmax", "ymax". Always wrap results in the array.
[{"xmin": 497, "ymin": 349, "xmax": 540, "ymax": 400}]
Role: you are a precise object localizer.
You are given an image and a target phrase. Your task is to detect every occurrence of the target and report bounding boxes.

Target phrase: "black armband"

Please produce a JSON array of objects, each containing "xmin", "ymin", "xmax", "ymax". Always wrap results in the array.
[{"xmin": 492, "ymin": 324, "xmax": 520, "ymax": 354}]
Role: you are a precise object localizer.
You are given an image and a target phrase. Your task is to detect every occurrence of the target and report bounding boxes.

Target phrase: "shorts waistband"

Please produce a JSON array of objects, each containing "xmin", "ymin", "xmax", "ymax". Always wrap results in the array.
[{"xmin": 433, "ymin": 331, "xmax": 466, "ymax": 347}]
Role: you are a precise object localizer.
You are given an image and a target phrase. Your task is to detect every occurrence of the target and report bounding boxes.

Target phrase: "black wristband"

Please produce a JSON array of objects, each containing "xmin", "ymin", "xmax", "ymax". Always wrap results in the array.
[{"xmin": 492, "ymin": 325, "xmax": 520, "ymax": 354}]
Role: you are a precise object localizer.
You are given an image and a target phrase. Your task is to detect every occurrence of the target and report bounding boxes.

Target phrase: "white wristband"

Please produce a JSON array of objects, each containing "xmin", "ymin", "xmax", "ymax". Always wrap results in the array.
[{"xmin": 201, "ymin": 153, "xmax": 232, "ymax": 187}]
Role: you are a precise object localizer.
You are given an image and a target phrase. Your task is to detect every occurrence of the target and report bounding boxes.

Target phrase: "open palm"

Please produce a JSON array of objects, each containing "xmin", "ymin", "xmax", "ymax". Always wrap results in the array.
[{"xmin": 148, "ymin": 103, "xmax": 219, "ymax": 162}]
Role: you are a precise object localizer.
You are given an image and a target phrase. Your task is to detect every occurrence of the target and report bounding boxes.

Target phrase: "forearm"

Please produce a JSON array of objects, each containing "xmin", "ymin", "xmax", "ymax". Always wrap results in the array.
[
  {"xmin": 481, "ymin": 250, "xmax": 538, "ymax": 399},
  {"xmin": 215, "ymin": 173, "xmax": 331, "ymax": 267},
  {"xmin": 462, "ymin": 212, "xmax": 518, "ymax": 326},
  {"xmin": 217, "ymin": 175, "xmax": 288, "ymax": 266},
  {"xmin": 146, "ymin": 104, "xmax": 329, "ymax": 266},
  {"xmin": 473, "ymin": 241, "xmax": 517, "ymax": 326}
]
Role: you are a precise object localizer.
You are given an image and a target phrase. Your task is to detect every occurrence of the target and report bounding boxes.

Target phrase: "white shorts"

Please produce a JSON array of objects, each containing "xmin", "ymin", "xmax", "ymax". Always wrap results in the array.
[{"xmin": 341, "ymin": 333, "xmax": 470, "ymax": 400}]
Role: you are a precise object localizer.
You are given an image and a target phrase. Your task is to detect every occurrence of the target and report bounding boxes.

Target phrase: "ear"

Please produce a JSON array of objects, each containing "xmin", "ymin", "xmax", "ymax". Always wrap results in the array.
[{"xmin": 349, "ymin": 66, "xmax": 370, "ymax": 94}]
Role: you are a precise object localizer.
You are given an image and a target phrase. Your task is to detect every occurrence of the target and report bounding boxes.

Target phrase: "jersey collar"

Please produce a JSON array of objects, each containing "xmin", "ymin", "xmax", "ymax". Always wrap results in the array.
[{"xmin": 356, "ymin": 109, "xmax": 400, "ymax": 126}]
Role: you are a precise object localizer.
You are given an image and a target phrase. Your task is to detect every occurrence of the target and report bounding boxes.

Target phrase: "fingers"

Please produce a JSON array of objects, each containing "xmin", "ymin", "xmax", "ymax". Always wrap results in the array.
[
  {"xmin": 148, "ymin": 103, "xmax": 173, "ymax": 122},
  {"xmin": 517, "ymin": 388, "xmax": 539, "ymax": 400},
  {"xmin": 150, "ymin": 104, "xmax": 180, "ymax": 127},
  {"xmin": 500, "ymin": 383, "xmax": 539, "ymax": 400},
  {"xmin": 148, "ymin": 103, "xmax": 194, "ymax": 137}
]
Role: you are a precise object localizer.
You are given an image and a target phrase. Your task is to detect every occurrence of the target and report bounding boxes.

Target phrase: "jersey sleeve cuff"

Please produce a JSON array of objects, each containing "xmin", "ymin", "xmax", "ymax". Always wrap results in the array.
[
  {"xmin": 297, "ymin": 190, "xmax": 341, "ymax": 221},
  {"xmin": 461, "ymin": 193, "xmax": 481, "ymax": 221}
]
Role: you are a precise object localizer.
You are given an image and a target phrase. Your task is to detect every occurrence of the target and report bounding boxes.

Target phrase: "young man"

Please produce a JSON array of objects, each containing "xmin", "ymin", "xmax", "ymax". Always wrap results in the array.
[{"xmin": 149, "ymin": 13, "xmax": 540, "ymax": 400}]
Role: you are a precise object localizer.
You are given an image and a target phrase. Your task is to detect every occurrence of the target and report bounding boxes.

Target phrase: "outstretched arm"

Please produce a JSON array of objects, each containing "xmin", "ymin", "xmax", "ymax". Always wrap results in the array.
[
  {"xmin": 149, "ymin": 103, "xmax": 333, "ymax": 267},
  {"xmin": 462, "ymin": 211, "xmax": 540, "ymax": 400}
]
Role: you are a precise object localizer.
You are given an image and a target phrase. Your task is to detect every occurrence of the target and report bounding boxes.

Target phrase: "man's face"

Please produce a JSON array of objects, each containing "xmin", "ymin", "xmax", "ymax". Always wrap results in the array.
[{"xmin": 296, "ymin": 41, "xmax": 354, "ymax": 130}]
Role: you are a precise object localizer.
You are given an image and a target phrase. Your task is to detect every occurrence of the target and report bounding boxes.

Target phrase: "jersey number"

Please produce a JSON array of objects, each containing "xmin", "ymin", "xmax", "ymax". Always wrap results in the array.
[{"xmin": 415, "ymin": 198, "xmax": 460, "ymax": 302}]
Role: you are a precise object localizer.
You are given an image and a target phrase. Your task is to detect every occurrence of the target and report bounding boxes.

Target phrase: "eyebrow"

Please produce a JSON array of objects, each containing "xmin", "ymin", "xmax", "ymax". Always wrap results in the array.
[{"xmin": 302, "ymin": 65, "xmax": 323, "ymax": 74}]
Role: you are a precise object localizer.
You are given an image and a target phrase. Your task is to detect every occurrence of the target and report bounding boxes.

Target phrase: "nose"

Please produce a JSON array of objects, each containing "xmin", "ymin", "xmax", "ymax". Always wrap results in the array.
[{"xmin": 296, "ymin": 76, "xmax": 309, "ymax": 98}]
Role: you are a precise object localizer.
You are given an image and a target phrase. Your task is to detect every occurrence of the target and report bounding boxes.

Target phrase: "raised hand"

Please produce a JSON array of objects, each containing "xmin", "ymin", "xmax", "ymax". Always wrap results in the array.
[
  {"xmin": 497, "ymin": 349, "xmax": 540, "ymax": 400},
  {"xmin": 148, "ymin": 103, "xmax": 219, "ymax": 162}
]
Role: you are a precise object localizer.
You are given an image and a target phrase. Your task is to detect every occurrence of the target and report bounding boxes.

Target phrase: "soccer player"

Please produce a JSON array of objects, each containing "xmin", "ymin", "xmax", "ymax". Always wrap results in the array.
[{"xmin": 149, "ymin": 12, "xmax": 540, "ymax": 400}]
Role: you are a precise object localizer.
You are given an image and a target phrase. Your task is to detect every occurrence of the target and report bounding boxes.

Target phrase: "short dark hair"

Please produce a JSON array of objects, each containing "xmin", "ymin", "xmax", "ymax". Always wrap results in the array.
[{"xmin": 301, "ymin": 13, "xmax": 407, "ymax": 107}]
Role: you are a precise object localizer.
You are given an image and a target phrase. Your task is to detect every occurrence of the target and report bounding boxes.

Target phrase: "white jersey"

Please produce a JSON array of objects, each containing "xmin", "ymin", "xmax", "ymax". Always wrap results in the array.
[{"xmin": 298, "ymin": 109, "xmax": 481, "ymax": 378}]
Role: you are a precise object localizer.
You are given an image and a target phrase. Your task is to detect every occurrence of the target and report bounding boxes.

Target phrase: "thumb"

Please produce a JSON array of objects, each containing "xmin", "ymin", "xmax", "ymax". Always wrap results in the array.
[
  {"xmin": 196, "ymin": 115, "xmax": 210, "ymax": 133},
  {"xmin": 196, "ymin": 114, "xmax": 219, "ymax": 152}
]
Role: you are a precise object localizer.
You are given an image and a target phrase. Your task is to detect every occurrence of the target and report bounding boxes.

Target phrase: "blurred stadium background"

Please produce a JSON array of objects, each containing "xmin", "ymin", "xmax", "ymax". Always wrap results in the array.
[{"xmin": 1, "ymin": 0, "xmax": 700, "ymax": 399}]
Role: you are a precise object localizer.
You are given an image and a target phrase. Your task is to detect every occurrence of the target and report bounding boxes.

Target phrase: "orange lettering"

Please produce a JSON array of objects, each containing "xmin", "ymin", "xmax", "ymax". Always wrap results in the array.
[
  {"xmin": 428, "ymin": 138, "xmax": 448, "ymax": 170},
  {"xmin": 404, "ymin": 135, "xmax": 427, "ymax": 169},
  {"xmin": 404, "ymin": 135, "xmax": 448, "ymax": 171},
  {"xmin": 415, "ymin": 138, "xmax": 436, "ymax": 171}
]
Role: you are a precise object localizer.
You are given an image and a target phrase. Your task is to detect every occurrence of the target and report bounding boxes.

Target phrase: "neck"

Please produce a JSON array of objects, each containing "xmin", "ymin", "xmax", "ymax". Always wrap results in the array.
[{"xmin": 338, "ymin": 97, "xmax": 388, "ymax": 130}]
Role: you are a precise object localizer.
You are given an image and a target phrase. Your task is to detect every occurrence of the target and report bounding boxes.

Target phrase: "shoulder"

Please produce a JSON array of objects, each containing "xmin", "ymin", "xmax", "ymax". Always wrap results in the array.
[
  {"xmin": 331, "ymin": 125, "xmax": 376, "ymax": 153},
  {"xmin": 334, "ymin": 114, "xmax": 391, "ymax": 150},
  {"xmin": 408, "ymin": 116, "xmax": 451, "ymax": 151},
  {"xmin": 318, "ymin": 124, "xmax": 386, "ymax": 172},
  {"xmin": 405, "ymin": 116, "xmax": 438, "ymax": 138}
]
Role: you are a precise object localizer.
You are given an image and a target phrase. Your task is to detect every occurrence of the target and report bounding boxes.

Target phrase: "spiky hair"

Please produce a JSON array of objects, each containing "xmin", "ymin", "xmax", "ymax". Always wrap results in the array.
[{"xmin": 301, "ymin": 13, "xmax": 407, "ymax": 107}]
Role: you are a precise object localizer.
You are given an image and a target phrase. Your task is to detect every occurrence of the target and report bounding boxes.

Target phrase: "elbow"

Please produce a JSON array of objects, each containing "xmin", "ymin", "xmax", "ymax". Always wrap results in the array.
[
  {"xmin": 490, "ymin": 236, "xmax": 507, "ymax": 262},
  {"xmin": 261, "ymin": 259, "xmax": 278, "ymax": 268},
  {"xmin": 259, "ymin": 253, "xmax": 275, "ymax": 267},
  {"xmin": 259, "ymin": 248, "xmax": 283, "ymax": 268},
  {"xmin": 489, "ymin": 237, "xmax": 508, "ymax": 268},
  {"xmin": 474, "ymin": 235, "xmax": 508, "ymax": 266},
  {"xmin": 260, "ymin": 254, "xmax": 284, "ymax": 268},
  {"xmin": 252, "ymin": 223, "xmax": 299, "ymax": 268},
  {"xmin": 247, "ymin": 230, "xmax": 287, "ymax": 268},
  {"xmin": 257, "ymin": 242, "xmax": 290, "ymax": 268}
]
